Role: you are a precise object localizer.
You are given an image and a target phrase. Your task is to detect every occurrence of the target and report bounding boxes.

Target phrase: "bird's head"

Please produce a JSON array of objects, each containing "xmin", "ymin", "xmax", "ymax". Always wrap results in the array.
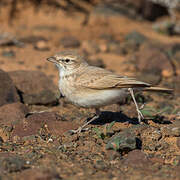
[{"xmin": 47, "ymin": 51, "xmax": 88, "ymax": 71}]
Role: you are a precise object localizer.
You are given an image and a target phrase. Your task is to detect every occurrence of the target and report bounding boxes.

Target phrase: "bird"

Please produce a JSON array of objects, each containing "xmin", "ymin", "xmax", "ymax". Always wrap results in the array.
[{"xmin": 47, "ymin": 51, "xmax": 173, "ymax": 133}]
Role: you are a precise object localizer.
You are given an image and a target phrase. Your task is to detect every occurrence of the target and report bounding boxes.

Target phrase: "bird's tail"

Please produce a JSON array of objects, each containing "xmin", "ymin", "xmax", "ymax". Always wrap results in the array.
[{"xmin": 142, "ymin": 86, "xmax": 173, "ymax": 93}]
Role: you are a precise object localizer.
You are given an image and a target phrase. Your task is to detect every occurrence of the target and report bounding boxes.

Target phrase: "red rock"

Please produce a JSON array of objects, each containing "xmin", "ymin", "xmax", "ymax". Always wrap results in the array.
[
  {"xmin": 0, "ymin": 102, "xmax": 29, "ymax": 126},
  {"xmin": 12, "ymin": 112, "xmax": 78, "ymax": 138},
  {"xmin": 136, "ymin": 42, "xmax": 173, "ymax": 74},
  {"xmin": 8, "ymin": 70, "xmax": 59, "ymax": 105},
  {"xmin": 124, "ymin": 150, "xmax": 151, "ymax": 168},
  {"xmin": 0, "ymin": 69, "xmax": 19, "ymax": 106}
]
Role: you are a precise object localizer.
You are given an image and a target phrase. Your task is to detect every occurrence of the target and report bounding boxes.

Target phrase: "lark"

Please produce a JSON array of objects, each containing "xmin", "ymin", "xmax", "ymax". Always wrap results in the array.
[{"xmin": 47, "ymin": 51, "xmax": 172, "ymax": 133}]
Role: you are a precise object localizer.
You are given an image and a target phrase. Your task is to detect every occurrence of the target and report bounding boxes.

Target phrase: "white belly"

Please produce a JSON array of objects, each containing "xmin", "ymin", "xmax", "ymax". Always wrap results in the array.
[{"xmin": 71, "ymin": 88, "xmax": 129, "ymax": 108}]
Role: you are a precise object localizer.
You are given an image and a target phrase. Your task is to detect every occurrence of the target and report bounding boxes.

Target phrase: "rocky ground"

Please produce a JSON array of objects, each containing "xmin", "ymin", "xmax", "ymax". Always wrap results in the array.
[{"xmin": 0, "ymin": 1, "xmax": 180, "ymax": 179}]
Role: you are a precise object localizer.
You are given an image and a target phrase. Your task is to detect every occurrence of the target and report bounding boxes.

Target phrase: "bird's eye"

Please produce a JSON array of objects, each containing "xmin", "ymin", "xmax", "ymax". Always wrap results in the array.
[{"xmin": 65, "ymin": 59, "xmax": 70, "ymax": 63}]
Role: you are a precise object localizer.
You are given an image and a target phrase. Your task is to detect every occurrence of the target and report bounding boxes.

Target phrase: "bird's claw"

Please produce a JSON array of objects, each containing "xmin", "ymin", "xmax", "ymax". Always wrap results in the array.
[
  {"xmin": 68, "ymin": 127, "xmax": 89, "ymax": 134},
  {"xmin": 137, "ymin": 109, "xmax": 144, "ymax": 124}
]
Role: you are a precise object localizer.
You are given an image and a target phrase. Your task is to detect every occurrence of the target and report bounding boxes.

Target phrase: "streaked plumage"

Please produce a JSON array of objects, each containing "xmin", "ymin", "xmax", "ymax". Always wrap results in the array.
[{"xmin": 47, "ymin": 51, "xmax": 173, "ymax": 133}]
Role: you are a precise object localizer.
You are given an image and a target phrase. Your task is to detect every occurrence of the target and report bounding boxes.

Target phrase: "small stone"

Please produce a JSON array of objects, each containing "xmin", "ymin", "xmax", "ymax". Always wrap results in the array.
[
  {"xmin": 0, "ymin": 69, "xmax": 19, "ymax": 106},
  {"xmin": 106, "ymin": 150, "xmax": 122, "ymax": 161},
  {"xmin": 94, "ymin": 160, "xmax": 107, "ymax": 170},
  {"xmin": 0, "ymin": 102, "xmax": 29, "ymax": 126},
  {"xmin": 123, "ymin": 150, "xmax": 152, "ymax": 168},
  {"xmin": 118, "ymin": 40, "xmax": 138, "ymax": 55},
  {"xmin": 106, "ymin": 129, "xmax": 136, "ymax": 151},
  {"xmin": 34, "ymin": 40, "xmax": 50, "ymax": 51},
  {"xmin": 99, "ymin": 43, "xmax": 108, "ymax": 52},
  {"xmin": 125, "ymin": 31, "xmax": 147, "ymax": 46},
  {"xmin": 8, "ymin": 70, "xmax": 59, "ymax": 105},
  {"xmin": 60, "ymin": 36, "xmax": 80, "ymax": 48},
  {"xmin": 162, "ymin": 69, "xmax": 173, "ymax": 78}
]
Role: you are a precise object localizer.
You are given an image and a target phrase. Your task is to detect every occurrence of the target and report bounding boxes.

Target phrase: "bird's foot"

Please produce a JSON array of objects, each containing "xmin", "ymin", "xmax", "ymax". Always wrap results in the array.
[
  {"xmin": 68, "ymin": 127, "xmax": 89, "ymax": 134},
  {"xmin": 137, "ymin": 109, "xmax": 144, "ymax": 124},
  {"xmin": 67, "ymin": 113, "xmax": 100, "ymax": 134}
]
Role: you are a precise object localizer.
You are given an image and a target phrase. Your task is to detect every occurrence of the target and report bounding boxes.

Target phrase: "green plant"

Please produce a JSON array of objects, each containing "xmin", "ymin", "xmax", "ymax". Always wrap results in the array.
[{"xmin": 93, "ymin": 121, "xmax": 115, "ymax": 140}]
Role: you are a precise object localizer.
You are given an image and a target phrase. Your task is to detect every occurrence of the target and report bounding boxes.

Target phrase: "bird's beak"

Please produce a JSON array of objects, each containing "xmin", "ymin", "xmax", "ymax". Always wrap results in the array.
[{"xmin": 46, "ymin": 56, "xmax": 57, "ymax": 63}]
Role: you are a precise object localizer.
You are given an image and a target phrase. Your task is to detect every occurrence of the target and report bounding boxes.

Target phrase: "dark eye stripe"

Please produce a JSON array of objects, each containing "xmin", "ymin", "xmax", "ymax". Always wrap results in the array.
[
  {"xmin": 60, "ymin": 58, "xmax": 74, "ymax": 63},
  {"xmin": 65, "ymin": 59, "xmax": 70, "ymax": 63}
]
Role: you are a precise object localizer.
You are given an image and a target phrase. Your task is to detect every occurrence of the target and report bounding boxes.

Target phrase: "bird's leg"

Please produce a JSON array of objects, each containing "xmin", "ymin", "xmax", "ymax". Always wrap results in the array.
[
  {"xmin": 128, "ymin": 88, "xmax": 144, "ymax": 123},
  {"xmin": 139, "ymin": 103, "xmax": 146, "ymax": 110},
  {"xmin": 69, "ymin": 108, "xmax": 101, "ymax": 134}
]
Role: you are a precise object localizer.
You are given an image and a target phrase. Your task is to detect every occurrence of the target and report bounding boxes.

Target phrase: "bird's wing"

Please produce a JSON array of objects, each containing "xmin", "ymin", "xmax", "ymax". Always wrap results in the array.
[{"xmin": 76, "ymin": 66, "xmax": 150, "ymax": 89}]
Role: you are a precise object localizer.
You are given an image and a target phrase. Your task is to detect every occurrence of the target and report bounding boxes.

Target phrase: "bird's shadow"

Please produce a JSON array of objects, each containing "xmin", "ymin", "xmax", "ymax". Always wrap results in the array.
[
  {"xmin": 87, "ymin": 110, "xmax": 172, "ymax": 125},
  {"xmin": 87, "ymin": 110, "xmax": 139, "ymax": 125}
]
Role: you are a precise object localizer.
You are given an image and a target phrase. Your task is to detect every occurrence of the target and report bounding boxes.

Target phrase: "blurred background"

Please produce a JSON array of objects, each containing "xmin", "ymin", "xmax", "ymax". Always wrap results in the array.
[{"xmin": 0, "ymin": 0, "xmax": 180, "ymax": 84}]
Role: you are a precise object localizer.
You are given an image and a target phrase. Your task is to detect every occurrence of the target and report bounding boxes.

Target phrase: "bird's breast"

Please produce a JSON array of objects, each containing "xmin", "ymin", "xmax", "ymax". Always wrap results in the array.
[{"xmin": 59, "ymin": 76, "xmax": 76, "ymax": 97}]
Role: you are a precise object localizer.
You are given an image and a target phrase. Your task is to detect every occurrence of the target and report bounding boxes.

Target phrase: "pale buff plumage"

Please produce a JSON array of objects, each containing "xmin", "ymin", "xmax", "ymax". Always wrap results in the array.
[{"xmin": 47, "ymin": 51, "xmax": 173, "ymax": 133}]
